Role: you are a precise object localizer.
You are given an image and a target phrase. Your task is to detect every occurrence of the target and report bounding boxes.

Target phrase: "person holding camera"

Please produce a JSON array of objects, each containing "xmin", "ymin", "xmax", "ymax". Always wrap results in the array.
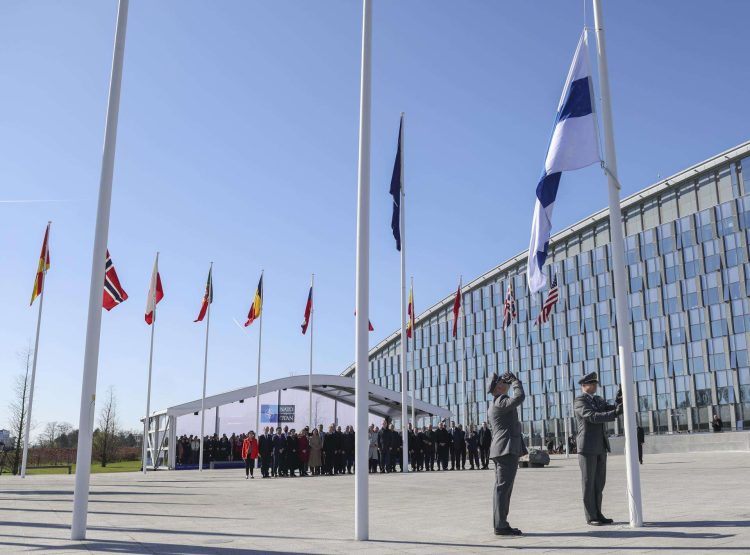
[
  {"xmin": 488, "ymin": 371, "xmax": 527, "ymax": 536},
  {"xmin": 574, "ymin": 372, "xmax": 623, "ymax": 526}
]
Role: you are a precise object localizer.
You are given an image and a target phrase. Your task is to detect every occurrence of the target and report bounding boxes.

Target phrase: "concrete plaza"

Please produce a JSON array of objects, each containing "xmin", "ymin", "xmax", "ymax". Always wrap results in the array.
[{"xmin": 1, "ymin": 451, "xmax": 748, "ymax": 554}]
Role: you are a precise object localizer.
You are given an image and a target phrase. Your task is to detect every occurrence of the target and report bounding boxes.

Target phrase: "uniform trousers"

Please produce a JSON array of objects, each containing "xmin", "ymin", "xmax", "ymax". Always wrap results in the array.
[
  {"xmin": 492, "ymin": 454, "xmax": 519, "ymax": 531},
  {"xmin": 578, "ymin": 453, "xmax": 607, "ymax": 522}
]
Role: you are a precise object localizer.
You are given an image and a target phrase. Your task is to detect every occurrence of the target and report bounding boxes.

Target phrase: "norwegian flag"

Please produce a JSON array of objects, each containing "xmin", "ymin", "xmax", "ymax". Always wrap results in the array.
[
  {"xmin": 535, "ymin": 275, "xmax": 559, "ymax": 326},
  {"xmin": 502, "ymin": 282, "xmax": 516, "ymax": 330},
  {"xmin": 103, "ymin": 250, "xmax": 128, "ymax": 311}
]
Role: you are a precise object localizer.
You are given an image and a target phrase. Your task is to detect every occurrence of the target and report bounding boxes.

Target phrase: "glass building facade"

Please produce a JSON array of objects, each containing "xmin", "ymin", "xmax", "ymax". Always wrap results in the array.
[{"xmin": 343, "ymin": 141, "xmax": 750, "ymax": 443}]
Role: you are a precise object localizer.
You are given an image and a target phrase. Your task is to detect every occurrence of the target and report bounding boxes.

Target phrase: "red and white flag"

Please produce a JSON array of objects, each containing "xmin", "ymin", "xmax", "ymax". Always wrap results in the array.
[
  {"xmin": 145, "ymin": 255, "xmax": 164, "ymax": 325},
  {"xmin": 103, "ymin": 250, "xmax": 128, "ymax": 311},
  {"xmin": 451, "ymin": 279, "xmax": 462, "ymax": 338}
]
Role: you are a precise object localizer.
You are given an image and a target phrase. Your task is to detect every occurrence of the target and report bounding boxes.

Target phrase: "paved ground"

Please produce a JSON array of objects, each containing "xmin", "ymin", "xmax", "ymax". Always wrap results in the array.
[{"xmin": 1, "ymin": 452, "xmax": 749, "ymax": 554}]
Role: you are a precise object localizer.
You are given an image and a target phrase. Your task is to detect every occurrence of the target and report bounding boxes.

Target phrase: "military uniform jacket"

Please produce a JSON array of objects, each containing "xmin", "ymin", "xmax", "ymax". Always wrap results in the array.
[
  {"xmin": 488, "ymin": 381, "xmax": 528, "ymax": 459},
  {"xmin": 574, "ymin": 394, "xmax": 617, "ymax": 455}
]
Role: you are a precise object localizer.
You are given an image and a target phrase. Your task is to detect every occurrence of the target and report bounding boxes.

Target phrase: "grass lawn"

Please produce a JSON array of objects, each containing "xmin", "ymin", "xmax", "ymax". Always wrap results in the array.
[{"xmin": 4, "ymin": 460, "xmax": 141, "ymax": 476}]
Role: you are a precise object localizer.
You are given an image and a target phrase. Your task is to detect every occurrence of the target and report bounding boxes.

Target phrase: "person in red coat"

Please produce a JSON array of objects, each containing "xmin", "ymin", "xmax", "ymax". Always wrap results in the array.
[
  {"xmin": 297, "ymin": 430, "xmax": 310, "ymax": 476},
  {"xmin": 241, "ymin": 431, "xmax": 259, "ymax": 479}
]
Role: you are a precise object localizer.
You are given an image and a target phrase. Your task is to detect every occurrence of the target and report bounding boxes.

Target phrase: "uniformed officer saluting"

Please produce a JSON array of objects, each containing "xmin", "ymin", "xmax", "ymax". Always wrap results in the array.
[
  {"xmin": 574, "ymin": 371, "xmax": 623, "ymax": 526},
  {"xmin": 488, "ymin": 371, "xmax": 527, "ymax": 536}
]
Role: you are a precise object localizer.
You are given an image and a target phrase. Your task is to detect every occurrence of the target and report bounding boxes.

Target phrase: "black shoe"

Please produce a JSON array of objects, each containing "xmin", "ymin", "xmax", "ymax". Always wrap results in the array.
[
  {"xmin": 587, "ymin": 520, "xmax": 604, "ymax": 526},
  {"xmin": 494, "ymin": 527, "xmax": 522, "ymax": 536},
  {"xmin": 598, "ymin": 516, "xmax": 614, "ymax": 525}
]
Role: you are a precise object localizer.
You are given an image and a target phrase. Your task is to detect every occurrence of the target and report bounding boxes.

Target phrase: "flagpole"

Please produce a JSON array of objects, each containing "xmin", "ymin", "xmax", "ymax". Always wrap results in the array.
[
  {"xmin": 354, "ymin": 0, "xmax": 372, "ymax": 540},
  {"xmin": 410, "ymin": 276, "xmax": 416, "ymax": 428},
  {"xmin": 255, "ymin": 270, "xmax": 264, "ymax": 435},
  {"xmin": 21, "ymin": 222, "xmax": 51, "ymax": 479},
  {"xmin": 198, "ymin": 262, "xmax": 213, "ymax": 472},
  {"xmin": 142, "ymin": 252, "xmax": 158, "ymax": 475},
  {"xmin": 460, "ymin": 277, "xmax": 468, "ymax": 428},
  {"xmin": 592, "ymin": 0, "xmax": 643, "ymax": 528},
  {"xmin": 71, "ymin": 0, "xmax": 128, "ymax": 540},
  {"xmin": 398, "ymin": 113, "xmax": 409, "ymax": 473},
  {"xmin": 308, "ymin": 273, "xmax": 314, "ymax": 428}
]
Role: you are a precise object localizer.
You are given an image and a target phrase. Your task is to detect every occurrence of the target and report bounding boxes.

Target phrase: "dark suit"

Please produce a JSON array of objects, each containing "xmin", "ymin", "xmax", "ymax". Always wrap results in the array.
[
  {"xmin": 467, "ymin": 431, "xmax": 480, "ymax": 469},
  {"xmin": 422, "ymin": 430, "xmax": 435, "ymax": 470},
  {"xmin": 478, "ymin": 426, "xmax": 492, "ymax": 469},
  {"xmin": 637, "ymin": 425, "xmax": 645, "ymax": 464},
  {"xmin": 259, "ymin": 433, "xmax": 273, "ymax": 477},
  {"xmin": 435, "ymin": 428, "xmax": 451, "ymax": 470},
  {"xmin": 377, "ymin": 427, "xmax": 392, "ymax": 473},
  {"xmin": 574, "ymin": 393, "xmax": 618, "ymax": 522},
  {"xmin": 453, "ymin": 428, "xmax": 466, "ymax": 469},
  {"xmin": 489, "ymin": 380, "xmax": 527, "ymax": 531},
  {"xmin": 272, "ymin": 433, "xmax": 285, "ymax": 476}
]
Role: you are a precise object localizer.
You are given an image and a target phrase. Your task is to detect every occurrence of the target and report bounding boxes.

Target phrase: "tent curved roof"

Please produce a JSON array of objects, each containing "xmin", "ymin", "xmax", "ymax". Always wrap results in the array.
[{"xmin": 161, "ymin": 373, "xmax": 451, "ymax": 421}]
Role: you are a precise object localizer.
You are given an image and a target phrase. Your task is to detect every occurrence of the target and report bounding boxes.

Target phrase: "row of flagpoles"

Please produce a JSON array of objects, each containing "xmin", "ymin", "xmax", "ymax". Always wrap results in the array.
[{"xmin": 40, "ymin": 0, "xmax": 644, "ymax": 541}]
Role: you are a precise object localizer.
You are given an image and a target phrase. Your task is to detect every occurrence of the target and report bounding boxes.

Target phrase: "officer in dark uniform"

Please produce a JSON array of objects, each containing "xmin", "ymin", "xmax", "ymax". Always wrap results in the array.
[
  {"xmin": 488, "ymin": 371, "xmax": 527, "ymax": 536},
  {"xmin": 574, "ymin": 371, "xmax": 622, "ymax": 525}
]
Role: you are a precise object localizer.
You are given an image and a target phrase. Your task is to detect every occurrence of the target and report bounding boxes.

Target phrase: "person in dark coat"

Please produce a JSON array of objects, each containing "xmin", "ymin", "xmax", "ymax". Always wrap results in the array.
[
  {"xmin": 488, "ymin": 372, "xmax": 527, "ymax": 536},
  {"xmin": 574, "ymin": 372, "xmax": 622, "ymax": 526},
  {"xmin": 435, "ymin": 422, "xmax": 450, "ymax": 470},
  {"xmin": 258, "ymin": 426, "xmax": 273, "ymax": 478},
  {"xmin": 712, "ymin": 414, "xmax": 723, "ymax": 432},
  {"xmin": 423, "ymin": 425, "xmax": 435, "ymax": 471},
  {"xmin": 377, "ymin": 418, "xmax": 392, "ymax": 473},
  {"xmin": 408, "ymin": 424, "xmax": 419, "ymax": 471},
  {"xmin": 448, "ymin": 421, "xmax": 456, "ymax": 470},
  {"xmin": 637, "ymin": 422, "xmax": 645, "ymax": 464},
  {"xmin": 453, "ymin": 424, "xmax": 467, "ymax": 470},
  {"xmin": 323, "ymin": 424, "xmax": 337, "ymax": 475},
  {"xmin": 467, "ymin": 426, "xmax": 480, "ymax": 469},
  {"xmin": 286, "ymin": 430, "xmax": 299, "ymax": 477},
  {"xmin": 391, "ymin": 424, "xmax": 402, "ymax": 472},
  {"xmin": 478, "ymin": 422, "xmax": 492, "ymax": 469},
  {"xmin": 272, "ymin": 427, "xmax": 286, "ymax": 477},
  {"xmin": 344, "ymin": 426, "xmax": 355, "ymax": 474}
]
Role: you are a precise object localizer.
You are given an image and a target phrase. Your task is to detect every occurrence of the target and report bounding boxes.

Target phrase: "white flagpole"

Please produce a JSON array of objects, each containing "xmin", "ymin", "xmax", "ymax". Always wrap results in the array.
[
  {"xmin": 410, "ymin": 276, "xmax": 416, "ymax": 427},
  {"xmin": 308, "ymin": 273, "xmax": 314, "ymax": 428},
  {"xmin": 460, "ymin": 277, "xmax": 468, "ymax": 428},
  {"xmin": 398, "ymin": 113, "xmax": 409, "ymax": 473},
  {"xmin": 71, "ymin": 0, "xmax": 128, "ymax": 540},
  {"xmin": 142, "ymin": 252, "xmax": 159, "ymax": 474},
  {"xmin": 591, "ymin": 1, "xmax": 643, "ymax": 528},
  {"xmin": 354, "ymin": 0, "xmax": 372, "ymax": 541},
  {"xmin": 255, "ymin": 270, "xmax": 264, "ymax": 434},
  {"xmin": 21, "ymin": 221, "xmax": 51, "ymax": 479},
  {"xmin": 198, "ymin": 262, "xmax": 213, "ymax": 472}
]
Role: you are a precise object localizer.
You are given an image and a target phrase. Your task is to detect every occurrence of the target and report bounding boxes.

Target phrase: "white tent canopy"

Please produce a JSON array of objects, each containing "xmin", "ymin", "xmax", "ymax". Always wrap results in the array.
[{"xmin": 160, "ymin": 374, "xmax": 452, "ymax": 421}]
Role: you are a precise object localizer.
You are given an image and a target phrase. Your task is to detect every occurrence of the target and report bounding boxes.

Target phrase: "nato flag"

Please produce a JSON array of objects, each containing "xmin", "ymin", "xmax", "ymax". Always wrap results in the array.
[{"xmin": 389, "ymin": 115, "xmax": 403, "ymax": 251}]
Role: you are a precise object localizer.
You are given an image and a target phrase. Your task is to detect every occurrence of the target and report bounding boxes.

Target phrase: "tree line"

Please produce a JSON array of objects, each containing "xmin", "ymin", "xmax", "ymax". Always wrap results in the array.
[{"xmin": 2, "ymin": 349, "xmax": 140, "ymax": 474}]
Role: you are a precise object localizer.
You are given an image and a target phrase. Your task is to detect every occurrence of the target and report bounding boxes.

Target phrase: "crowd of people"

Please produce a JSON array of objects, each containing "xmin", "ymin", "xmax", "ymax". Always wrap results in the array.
[{"xmin": 175, "ymin": 419, "xmax": 498, "ymax": 478}]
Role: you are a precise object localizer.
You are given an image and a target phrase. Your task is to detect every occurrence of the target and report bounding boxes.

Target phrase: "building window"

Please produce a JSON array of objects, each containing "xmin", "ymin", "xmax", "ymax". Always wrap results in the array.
[
  {"xmin": 651, "ymin": 316, "xmax": 666, "ymax": 348},
  {"xmin": 731, "ymin": 299, "xmax": 750, "ymax": 333},
  {"xmin": 709, "ymin": 304, "xmax": 729, "ymax": 337},
  {"xmin": 696, "ymin": 209, "xmax": 715, "ymax": 242},
  {"xmin": 625, "ymin": 236, "xmax": 640, "ymax": 264},
  {"xmin": 702, "ymin": 239, "xmax": 722, "ymax": 273},
  {"xmin": 688, "ymin": 341, "xmax": 704, "ymax": 374},
  {"xmin": 662, "ymin": 283, "xmax": 680, "ymax": 314},
  {"xmin": 682, "ymin": 245, "xmax": 701, "ymax": 278},
  {"xmin": 688, "ymin": 308, "xmax": 706, "ymax": 341},
  {"xmin": 724, "ymin": 233, "xmax": 745, "ymax": 267},
  {"xmin": 730, "ymin": 333, "xmax": 748, "ymax": 368},
  {"xmin": 629, "ymin": 292, "xmax": 643, "ymax": 321},
  {"xmin": 629, "ymin": 263, "xmax": 643, "ymax": 293},
  {"xmin": 658, "ymin": 221, "xmax": 676, "ymax": 253},
  {"xmin": 682, "ymin": 278, "xmax": 700, "ymax": 309},
  {"xmin": 670, "ymin": 313, "xmax": 686, "ymax": 344},
  {"xmin": 701, "ymin": 272, "xmax": 721, "ymax": 305},
  {"xmin": 723, "ymin": 267, "xmax": 742, "ymax": 300}
]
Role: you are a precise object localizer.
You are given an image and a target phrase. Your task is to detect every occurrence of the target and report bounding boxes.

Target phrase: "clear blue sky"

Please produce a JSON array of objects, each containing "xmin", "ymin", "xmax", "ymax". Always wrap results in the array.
[{"xmin": 1, "ymin": 0, "xmax": 748, "ymax": 438}]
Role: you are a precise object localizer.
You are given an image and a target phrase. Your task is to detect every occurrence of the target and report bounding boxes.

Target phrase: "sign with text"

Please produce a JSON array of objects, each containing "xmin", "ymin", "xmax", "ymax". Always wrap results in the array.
[{"xmin": 261, "ymin": 404, "xmax": 295, "ymax": 423}]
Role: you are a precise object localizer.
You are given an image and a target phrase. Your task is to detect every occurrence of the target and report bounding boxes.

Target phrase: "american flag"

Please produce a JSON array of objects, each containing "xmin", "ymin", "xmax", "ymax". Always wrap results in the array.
[
  {"xmin": 535, "ymin": 274, "xmax": 559, "ymax": 326},
  {"xmin": 502, "ymin": 282, "xmax": 516, "ymax": 330}
]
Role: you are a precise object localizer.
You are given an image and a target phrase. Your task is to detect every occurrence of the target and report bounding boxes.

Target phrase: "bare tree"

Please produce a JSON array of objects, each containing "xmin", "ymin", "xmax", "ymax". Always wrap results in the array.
[
  {"xmin": 93, "ymin": 386, "xmax": 120, "ymax": 467},
  {"xmin": 40, "ymin": 421, "xmax": 60, "ymax": 448},
  {"xmin": 7, "ymin": 349, "xmax": 33, "ymax": 475}
]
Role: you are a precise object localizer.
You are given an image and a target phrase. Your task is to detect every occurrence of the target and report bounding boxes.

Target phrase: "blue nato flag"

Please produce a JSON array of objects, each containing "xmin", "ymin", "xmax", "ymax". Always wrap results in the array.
[{"xmin": 389, "ymin": 115, "xmax": 403, "ymax": 251}]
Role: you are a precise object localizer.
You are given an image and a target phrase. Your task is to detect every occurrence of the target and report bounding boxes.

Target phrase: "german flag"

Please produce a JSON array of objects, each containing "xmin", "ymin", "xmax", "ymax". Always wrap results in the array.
[
  {"xmin": 30, "ymin": 223, "xmax": 51, "ymax": 305},
  {"xmin": 245, "ymin": 273, "xmax": 263, "ymax": 327}
]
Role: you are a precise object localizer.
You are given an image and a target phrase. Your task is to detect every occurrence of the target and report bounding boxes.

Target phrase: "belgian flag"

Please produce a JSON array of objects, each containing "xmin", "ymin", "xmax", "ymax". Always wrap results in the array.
[{"xmin": 245, "ymin": 273, "xmax": 263, "ymax": 327}]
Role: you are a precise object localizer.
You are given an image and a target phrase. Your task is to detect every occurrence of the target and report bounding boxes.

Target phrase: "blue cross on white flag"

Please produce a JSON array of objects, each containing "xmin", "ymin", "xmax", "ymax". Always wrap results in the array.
[{"xmin": 527, "ymin": 31, "xmax": 600, "ymax": 293}]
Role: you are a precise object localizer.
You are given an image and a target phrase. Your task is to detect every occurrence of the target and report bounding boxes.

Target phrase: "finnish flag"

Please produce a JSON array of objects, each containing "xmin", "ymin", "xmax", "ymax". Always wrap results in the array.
[{"xmin": 527, "ymin": 31, "xmax": 600, "ymax": 293}]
